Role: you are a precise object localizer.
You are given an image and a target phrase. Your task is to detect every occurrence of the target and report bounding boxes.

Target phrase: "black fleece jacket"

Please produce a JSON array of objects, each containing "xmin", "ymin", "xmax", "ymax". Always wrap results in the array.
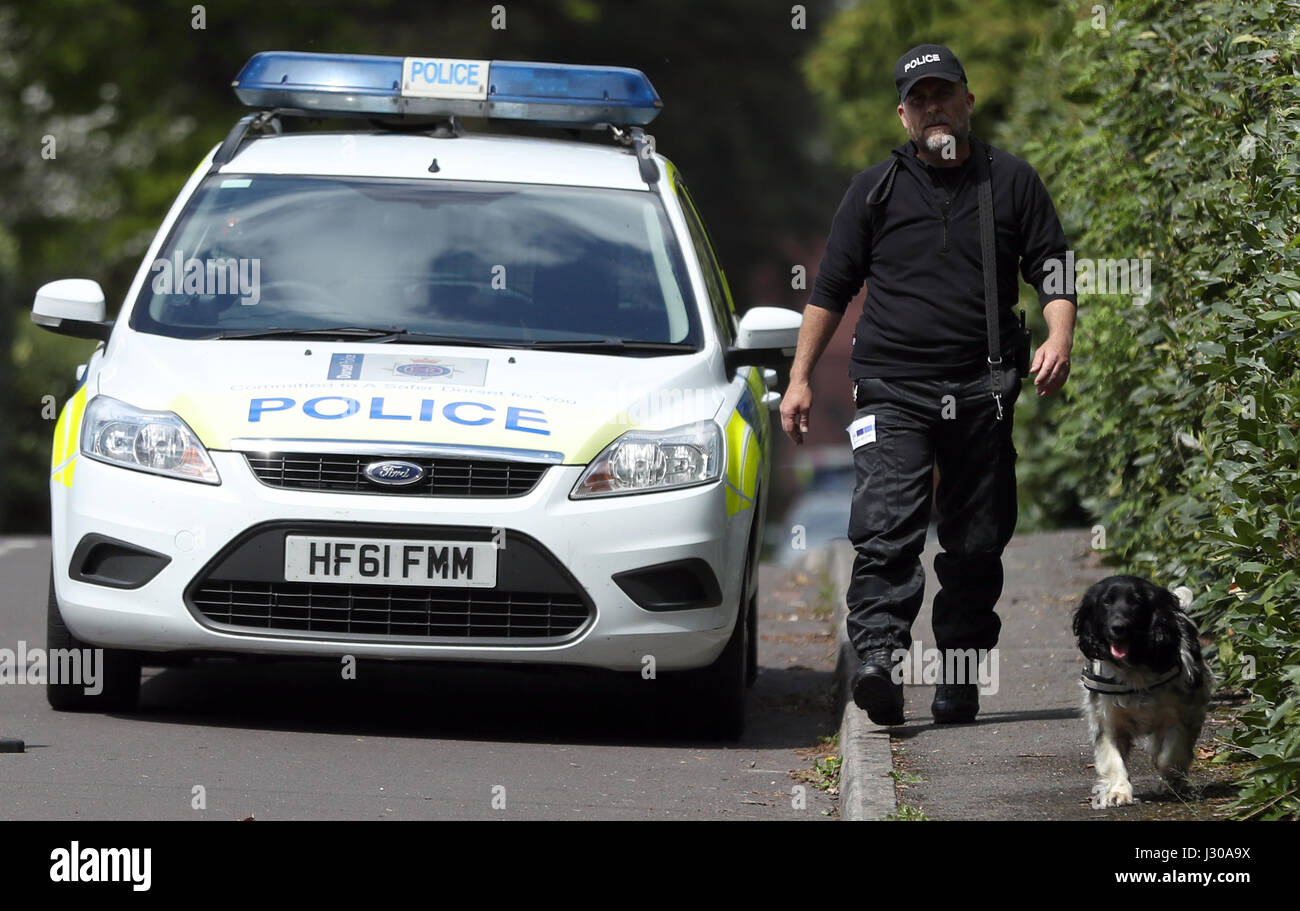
[{"xmin": 809, "ymin": 137, "xmax": 1076, "ymax": 379}]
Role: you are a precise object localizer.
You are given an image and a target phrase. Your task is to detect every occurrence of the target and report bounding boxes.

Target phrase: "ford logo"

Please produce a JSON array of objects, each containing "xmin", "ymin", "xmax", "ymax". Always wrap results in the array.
[{"xmin": 364, "ymin": 460, "xmax": 426, "ymax": 487}]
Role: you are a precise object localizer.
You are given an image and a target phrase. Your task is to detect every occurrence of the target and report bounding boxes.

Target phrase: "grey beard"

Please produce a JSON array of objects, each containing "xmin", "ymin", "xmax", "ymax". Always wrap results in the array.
[
  {"xmin": 923, "ymin": 130, "xmax": 951, "ymax": 152},
  {"xmin": 922, "ymin": 125, "xmax": 969, "ymax": 157}
]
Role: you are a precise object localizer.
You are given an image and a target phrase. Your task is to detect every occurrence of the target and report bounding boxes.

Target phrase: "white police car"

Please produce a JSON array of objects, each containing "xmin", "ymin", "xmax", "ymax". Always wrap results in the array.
[{"xmin": 33, "ymin": 52, "xmax": 800, "ymax": 738}]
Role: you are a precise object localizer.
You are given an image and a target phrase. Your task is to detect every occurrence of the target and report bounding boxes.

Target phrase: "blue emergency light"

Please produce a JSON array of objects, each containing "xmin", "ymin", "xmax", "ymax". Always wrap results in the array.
[{"xmin": 232, "ymin": 51, "xmax": 662, "ymax": 126}]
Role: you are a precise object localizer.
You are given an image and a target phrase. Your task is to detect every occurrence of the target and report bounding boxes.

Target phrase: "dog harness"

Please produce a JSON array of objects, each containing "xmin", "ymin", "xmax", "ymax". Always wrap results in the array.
[{"xmin": 1081, "ymin": 659, "xmax": 1181, "ymax": 695}]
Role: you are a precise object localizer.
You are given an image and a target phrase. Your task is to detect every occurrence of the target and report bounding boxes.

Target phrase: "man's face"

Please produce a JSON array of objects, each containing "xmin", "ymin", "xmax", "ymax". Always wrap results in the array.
[{"xmin": 898, "ymin": 77, "xmax": 974, "ymax": 154}]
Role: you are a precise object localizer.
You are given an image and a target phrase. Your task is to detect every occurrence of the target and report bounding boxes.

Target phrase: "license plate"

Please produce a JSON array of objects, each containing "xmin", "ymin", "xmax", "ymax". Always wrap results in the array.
[{"xmin": 284, "ymin": 536, "xmax": 497, "ymax": 588}]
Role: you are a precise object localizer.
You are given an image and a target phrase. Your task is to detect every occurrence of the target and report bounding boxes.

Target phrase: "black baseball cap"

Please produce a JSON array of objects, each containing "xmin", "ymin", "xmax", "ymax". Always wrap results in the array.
[{"xmin": 894, "ymin": 44, "xmax": 967, "ymax": 103}]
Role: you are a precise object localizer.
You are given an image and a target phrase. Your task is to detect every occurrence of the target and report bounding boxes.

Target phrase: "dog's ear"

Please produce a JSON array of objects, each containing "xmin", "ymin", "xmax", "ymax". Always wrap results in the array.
[
  {"xmin": 1071, "ymin": 592, "xmax": 1087, "ymax": 637},
  {"xmin": 1176, "ymin": 612, "xmax": 1206, "ymax": 689},
  {"xmin": 1146, "ymin": 585, "xmax": 1184, "ymax": 669},
  {"xmin": 1073, "ymin": 586, "xmax": 1104, "ymax": 658}
]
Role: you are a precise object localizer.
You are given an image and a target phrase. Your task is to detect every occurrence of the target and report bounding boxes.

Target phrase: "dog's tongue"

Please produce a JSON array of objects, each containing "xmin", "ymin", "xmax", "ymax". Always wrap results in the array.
[{"xmin": 1110, "ymin": 642, "xmax": 1129, "ymax": 660}]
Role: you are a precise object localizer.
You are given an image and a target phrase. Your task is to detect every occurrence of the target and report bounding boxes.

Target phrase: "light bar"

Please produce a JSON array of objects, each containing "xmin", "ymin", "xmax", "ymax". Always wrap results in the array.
[{"xmin": 232, "ymin": 51, "xmax": 662, "ymax": 125}]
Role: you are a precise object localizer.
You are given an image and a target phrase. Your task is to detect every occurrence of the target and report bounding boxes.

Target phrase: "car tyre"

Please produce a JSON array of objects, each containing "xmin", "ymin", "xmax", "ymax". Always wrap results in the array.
[
  {"xmin": 46, "ymin": 570, "xmax": 141, "ymax": 712},
  {"xmin": 670, "ymin": 527, "xmax": 755, "ymax": 741},
  {"xmin": 745, "ymin": 522, "xmax": 760, "ymax": 689}
]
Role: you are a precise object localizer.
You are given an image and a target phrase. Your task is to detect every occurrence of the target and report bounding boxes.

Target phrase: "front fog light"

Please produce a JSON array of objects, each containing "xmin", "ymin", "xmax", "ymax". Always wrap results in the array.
[
  {"xmin": 571, "ymin": 420, "xmax": 721, "ymax": 498},
  {"xmin": 81, "ymin": 395, "xmax": 221, "ymax": 484}
]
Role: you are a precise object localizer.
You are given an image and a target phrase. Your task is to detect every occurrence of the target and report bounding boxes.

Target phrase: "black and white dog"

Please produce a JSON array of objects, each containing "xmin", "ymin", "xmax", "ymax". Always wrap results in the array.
[{"xmin": 1072, "ymin": 575, "xmax": 1212, "ymax": 808}]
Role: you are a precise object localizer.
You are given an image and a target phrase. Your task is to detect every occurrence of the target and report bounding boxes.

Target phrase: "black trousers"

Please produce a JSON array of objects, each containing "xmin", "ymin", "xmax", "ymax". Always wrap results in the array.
[{"xmin": 845, "ymin": 364, "xmax": 1021, "ymax": 658}]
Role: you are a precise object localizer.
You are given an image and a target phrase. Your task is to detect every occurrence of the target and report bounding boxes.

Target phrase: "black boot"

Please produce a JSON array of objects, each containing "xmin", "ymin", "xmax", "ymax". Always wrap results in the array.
[
  {"xmin": 851, "ymin": 647, "xmax": 904, "ymax": 726},
  {"xmin": 931, "ymin": 683, "xmax": 979, "ymax": 724}
]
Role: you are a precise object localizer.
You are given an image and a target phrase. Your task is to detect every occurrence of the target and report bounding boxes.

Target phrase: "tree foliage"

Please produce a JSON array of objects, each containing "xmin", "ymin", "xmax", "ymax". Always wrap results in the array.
[{"xmin": 1001, "ymin": 0, "xmax": 1300, "ymax": 819}]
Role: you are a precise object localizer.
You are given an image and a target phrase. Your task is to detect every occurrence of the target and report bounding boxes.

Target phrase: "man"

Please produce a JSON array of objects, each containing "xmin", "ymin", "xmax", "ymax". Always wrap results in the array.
[{"xmin": 781, "ymin": 44, "xmax": 1076, "ymax": 726}]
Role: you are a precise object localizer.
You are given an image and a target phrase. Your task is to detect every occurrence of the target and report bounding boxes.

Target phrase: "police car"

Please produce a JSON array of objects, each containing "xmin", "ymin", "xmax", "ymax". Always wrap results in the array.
[{"xmin": 33, "ymin": 52, "xmax": 800, "ymax": 738}]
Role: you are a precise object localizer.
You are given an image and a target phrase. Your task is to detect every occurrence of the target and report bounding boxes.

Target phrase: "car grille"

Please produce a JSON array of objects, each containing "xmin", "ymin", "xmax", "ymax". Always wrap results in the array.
[
  {"xmin": 191, "ymin": 581, "xmax": 590, "ymax": 641},
  {"xmin": 245, "ymin": 453, "xmax": 548, "ymax": 497}
]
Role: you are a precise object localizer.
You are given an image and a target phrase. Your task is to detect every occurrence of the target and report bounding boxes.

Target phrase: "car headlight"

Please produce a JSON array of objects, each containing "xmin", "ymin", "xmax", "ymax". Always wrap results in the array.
[
  {"xmin": 571, "ymin": 420, "xmax": 722, "ymax": 498},
  {"xmin": 80, "ymin": 395, "xmax": 221, "ymax": 484}
]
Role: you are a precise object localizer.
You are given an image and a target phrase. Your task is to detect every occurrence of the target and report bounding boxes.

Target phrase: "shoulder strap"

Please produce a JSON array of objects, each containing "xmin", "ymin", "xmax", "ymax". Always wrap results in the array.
[
  {"xmin": 866, "ymin": 157, "xmax": 901, "ymax": 207},
  {"xmin": 861, "ymin": 156, "xmax": 902, "ymax": 253},
  {"xmin": 973, "ymin": 139, "xmax": 1004, "ymax": 421}
]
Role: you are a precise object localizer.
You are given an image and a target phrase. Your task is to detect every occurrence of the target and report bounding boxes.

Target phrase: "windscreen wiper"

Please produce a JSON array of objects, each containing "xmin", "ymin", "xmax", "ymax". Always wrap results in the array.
[
  {"xmin": 523, "ymin": 339, "xmax": 699, "ymax": 354},
  {"xmin": 371, "ymin": 332, "xmax": 525, "ymax": 348},
  {"xmin": 213, "ymin": 328, "xmax": 694, "ymax": 353},
  {"xmin": 215, "ymin": 326, "xmax": 409, "ymax": 340},
  {"xmin": 215, "ymin": 327, "xmax": 516, "ymax": 347}
]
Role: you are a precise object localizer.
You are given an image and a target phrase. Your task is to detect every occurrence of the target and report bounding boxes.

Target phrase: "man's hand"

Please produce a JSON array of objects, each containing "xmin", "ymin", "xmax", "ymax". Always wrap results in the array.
[
  {"xmin": 779, "ymin": 303, "xmax": 844, "ymax": 445},
  {"xmin": 1033, "ymin": 297, "xmax": 1076, "ymax": 396},
  {"xmin": 780, "ymin": 380, "xmax": 814, "ymax": 445},
  {"xmin": 1030, "ymin": 336, "xmax": 1070, "ymax": 396}
]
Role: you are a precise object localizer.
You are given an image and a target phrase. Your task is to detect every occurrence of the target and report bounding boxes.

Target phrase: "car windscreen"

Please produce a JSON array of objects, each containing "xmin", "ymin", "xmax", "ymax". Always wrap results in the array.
[{"xmin": 129, "ymin": 174, "xmax": 702, "ymax": 347}]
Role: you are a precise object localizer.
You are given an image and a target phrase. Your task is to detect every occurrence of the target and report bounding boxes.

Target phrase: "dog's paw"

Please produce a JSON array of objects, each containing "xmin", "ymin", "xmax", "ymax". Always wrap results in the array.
[
  {"xmin": 1161, "ymin": 776, "xmax": 1201, "ymax": 800},
  {"xmin": 1091, "ymin": 780, "xmax": 1134, "ymax": 808}
]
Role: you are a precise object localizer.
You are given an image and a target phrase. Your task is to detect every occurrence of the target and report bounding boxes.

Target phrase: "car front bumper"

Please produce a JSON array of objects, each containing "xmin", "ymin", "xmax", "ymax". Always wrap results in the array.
[{"xmin": 51, "ymin": 450, "xmax": 749, "ymax": 672}]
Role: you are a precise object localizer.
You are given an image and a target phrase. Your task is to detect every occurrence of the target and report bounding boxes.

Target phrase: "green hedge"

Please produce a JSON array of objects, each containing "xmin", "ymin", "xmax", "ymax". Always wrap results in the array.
[{"xmin": 1000, "ymin": 0, "xmax": 1300, "ymax": 819}]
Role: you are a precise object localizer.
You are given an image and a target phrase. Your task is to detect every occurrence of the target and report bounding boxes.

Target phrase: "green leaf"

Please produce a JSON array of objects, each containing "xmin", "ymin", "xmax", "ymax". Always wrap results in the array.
[{"xmin": 1269, "ymin": 697, "xmax": 1297, "ymax": 729}]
